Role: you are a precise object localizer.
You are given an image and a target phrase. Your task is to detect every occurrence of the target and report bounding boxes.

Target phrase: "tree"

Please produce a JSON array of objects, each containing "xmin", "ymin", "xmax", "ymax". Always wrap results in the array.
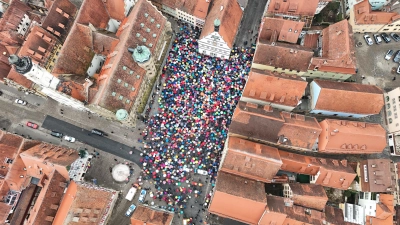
[{"xmin": 79, "ymin": 150, "xmax": 87, "ymax": 158}]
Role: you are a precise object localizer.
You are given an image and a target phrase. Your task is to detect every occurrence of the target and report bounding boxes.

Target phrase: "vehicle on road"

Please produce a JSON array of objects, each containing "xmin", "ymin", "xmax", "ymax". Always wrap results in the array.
[
  {"xmin": 363, "ymin": 34, "xmax": 373, "ymax": 45},
  {"xmin": 397, "ymin": 65, "xmax": 400, "ymax": 74},
  {"xmin": 15, "ymin": 99, "xmax": 27, "ymax": 105},
  {"xmin": 385, "ymin": 50, "xmax": 394, "ymax": 60},
  {"xmin": 394, "ymin": 50, "xmax": 400, "ymax": 63},
  {"xmin": 50, "ymin": 131, "xmax": 63, "ymax": 138},
  {"xmin": 91, "ymin": 129, "xmax": 107, "ymax": 136},
  {"xmin": 138, "ymin": 190, "xmax": 147, "ymax": 203},
  {"xmin": 125, "ymin": 204, "xmax": 136, "ymax": 217},
  {"xmin": 391, "ymin": 33, "xmax": 400, "ymax": 42},
  {"xmin": 373, "ymin": 34, "xmax": 382, "ymax": 44},
  {"xmin": 64, "ymin": 135, "xmax": 76, "ymax": 142},
  {"xmin": 381, "ymin": 33, "xmax": 391, "ymax": 43},
  {"xmin": 125, "ymin": 187, "xmax": 137, "ymax": 201},
  {"xmin": 26, "ymin": 121, "xmax": 38, "ymax": 129}
]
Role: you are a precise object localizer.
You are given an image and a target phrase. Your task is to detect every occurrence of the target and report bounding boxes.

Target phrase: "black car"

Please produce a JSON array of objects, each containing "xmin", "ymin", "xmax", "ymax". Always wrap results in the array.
[
  {"xmin": 394, "ymin": 50, "xmax": 400, "ymax": 63},
  {"xmin": 50, "ymin": 131, "xmax": 63, "ymax": 138},
  {"xmin": 381, "ymin": 33, "xmax": 391, "ymax": 43},
  {"xmin": 91, "ymin": 129, "xmax": 107, "ymax": 136},
  {"xmin": 391, "ymin": 33, "xmax": 400, "ymax": 42}
]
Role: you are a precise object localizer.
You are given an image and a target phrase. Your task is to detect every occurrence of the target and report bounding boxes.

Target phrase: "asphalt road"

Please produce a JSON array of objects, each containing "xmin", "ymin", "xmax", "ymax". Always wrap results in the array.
[{"xmin": 42, "ymin": 115, "xmax": 141, "ymax": 164}]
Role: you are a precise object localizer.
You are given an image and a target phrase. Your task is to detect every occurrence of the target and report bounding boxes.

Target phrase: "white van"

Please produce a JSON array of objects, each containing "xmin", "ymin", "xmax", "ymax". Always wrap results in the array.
[{"xmin": 125, "ymin": 187, "xmax": 137, "ymax": 201}]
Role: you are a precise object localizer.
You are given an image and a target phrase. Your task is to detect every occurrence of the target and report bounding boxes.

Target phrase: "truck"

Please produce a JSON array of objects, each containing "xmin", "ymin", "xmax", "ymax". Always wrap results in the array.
[{"xmin": 125, "ymin": 187, "xmax": 137, "ymax": 201}]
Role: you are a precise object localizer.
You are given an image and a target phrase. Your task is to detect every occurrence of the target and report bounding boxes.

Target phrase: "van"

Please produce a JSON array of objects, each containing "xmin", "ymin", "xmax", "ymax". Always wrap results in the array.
[{"xmin": 91, "ymin": 129, "xmax": 107, "ymax": 136}]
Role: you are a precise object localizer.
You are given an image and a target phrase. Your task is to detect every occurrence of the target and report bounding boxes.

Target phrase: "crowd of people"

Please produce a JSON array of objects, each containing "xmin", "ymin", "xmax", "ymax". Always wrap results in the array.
[{"xmin": 139, "ymin": 25, "xmax": 253, "ymax": 217}]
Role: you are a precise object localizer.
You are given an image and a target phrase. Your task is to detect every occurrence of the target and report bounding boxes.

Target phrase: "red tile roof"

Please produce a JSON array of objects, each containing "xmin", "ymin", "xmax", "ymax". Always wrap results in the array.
[
  {"xmin": 259, "ymin": 17, "xmax": 305, "ymax": 44},
  {"xmin": 57, "ymin": 80, "xmax": 86, "ymax": 102},
  {"xmin": 91, "ymin": 0, "xmax": 167, "ymax": 112},
  {"xmin": 288, "ymin": 183, "xmax": 328, "ymax": 211},
  {"xmin": 76, "ymin": 0, "xmax": 110, "ymax": 29},
  {"xmin": 93, "ymin": 32, "xmax": 119, "ymax": 55},
  {"xmin": 353, "ymin": 0, "xmax": 398, "ymax": 25},
  {"xmin": 17, "ymin": 25, "xmax": 59, "ymax": 66},
  {"xmin": 266, "ymin": 0, "xmax": 320, "ymax": 17},
  {"xmin": 309, "ymin": 20, "xmax": 357, "ymax": 75},
  {"xmin": 220, "ymin": 137, "xmax": 282, "ymax": 182},
  {"xmin": 318, "ymin": 119, "xmax": 387, "ymax": 154},
  {"xmin": 229, "ymin": 101, "xmax": 321, "ymax": 150},
  {"xmin": 366, "ymin": 194, "xmax": 394, "ymax": 225},
  {"xmin": 6, "ymin": 67, "xmax": 34, "ymax": 88},
  {"xmin": 200, "ymin": 0, "xmax": 242, "ymax": 48},
  {"xmin": 242, "ymin": 69, "xmax": 307, "ymax": 107},
  {"xmin": 0, "ymin": 0, "xmax": 31, "ymax": 46},
  {"xmin": 359, "ymin": 159, "xmax": 394, "ymax": 193},
  {"xmin": 53, "ymin": 181, "xmax": 117, "ymax": 225},
  {"xmin": 178, "ymin": 0, "xmax": 211, "ymax": 20},
  {"xmin": 253, "ymin": 43, "xmax": 314, "ymax": 72},
  {"xmin": 312, "ymin": 79, "xmax": 384, "ymax": 115},
  {"xmin": 41, "ymin": 0, "xmax": 77, "ymax": 40},
  {"xmin": 209, "ymin": 171, "xmax": 267, "ymax": 225},
  {"xmin": 25, "ymin": 170, "xmax": 67, "ymax": 225},
  {"xmin": 52, "ymin": 23, "xmax": 95, "ymax": 75},
  {"xmin": 103, "ymin": 0, "xmax": 126, "ymax": 21},
  {"xmin": 130, "ymin": 205, "xmax": 174, "ymax": 225}
]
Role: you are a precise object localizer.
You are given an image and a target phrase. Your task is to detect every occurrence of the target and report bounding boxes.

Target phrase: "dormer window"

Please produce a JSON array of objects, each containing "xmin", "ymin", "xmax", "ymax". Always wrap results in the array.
[{"xmin": 4, "ymin": 158, "xmax": 13, "ymax": 164}]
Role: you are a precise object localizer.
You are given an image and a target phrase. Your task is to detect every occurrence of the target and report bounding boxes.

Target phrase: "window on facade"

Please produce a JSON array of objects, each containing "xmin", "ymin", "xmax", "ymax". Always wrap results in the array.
[
  {"xmin": 395, "ymin": 113, "xmax": 398, "ymax": 119},
  {"xmin": 394, "ymin": 105, "xmax": 397, "ymax": 111},
  {"xmin": 389, "ymin": 118, "xmax": 393, "ymax": 124},
  {"xmin": 386, "ymin": 96, "xmax": 390, "ymax": 102},
  {"xmin": 393, "ymin": 98, "xmax": 396, "ymax": 104},
  {"xmin": 387, "ymin": 103, "xmax": 391, "ymax": 109},
  {"xmin": 388, "ymin": 111, "xmax": 392, "ymax": 116},
  {"xmin": 4, "ymin": 158, "xmax": 13, "ymax": 164}
]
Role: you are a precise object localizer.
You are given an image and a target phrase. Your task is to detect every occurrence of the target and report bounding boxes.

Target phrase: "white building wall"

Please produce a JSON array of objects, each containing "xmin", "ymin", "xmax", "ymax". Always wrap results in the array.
[
  {"xmin": 384, "ymin": 87, "xmax": 400, "ymax": 133},
  {"xmin": 26, "ymin": 63, "xmax": 60, "ymax": 89},
  {"xmin": 198, "ymin": 32, "xmax": 231, "ymax": 59},
  {"xmin": 41, "ymin": 87, "xmax": 87, "ymax": 110},
  {"xmin": 17, "ymin": 14, "xmax": 31, "ymax": 36},
  {"xmin": 315, "ymin": 1, "xmax": 330, "ymax": 14},
  {"xmin": 124, "ymin": 0, "xmax": 136, "ymax": 16},
  {"xmin": 358, "ymin": 192, "xmax": 379, "ymax": 217},
  {"xmin": 87, "ymin": 54, "xmax": 105, "ymax": 77},
  {"xmin": 345, "ymin": 0, "xmax": 390, "ymax": 16}
]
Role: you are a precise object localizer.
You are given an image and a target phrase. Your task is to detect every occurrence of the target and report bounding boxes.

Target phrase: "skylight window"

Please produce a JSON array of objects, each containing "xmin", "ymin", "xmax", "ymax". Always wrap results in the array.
[
  {"xmin": 124, "ymin": 83, "xmax": 129, "ymax": 87},
  {"xmin": 111, "ymin": 92, "xmax": 116, "ymax": 96},
  {"xmin": 119, "ymin": 95, "xmax": 123, "ymax": 100},
  {"xmin": 117, "ymin": 79, "xmax": 122, "ymax": 83}
]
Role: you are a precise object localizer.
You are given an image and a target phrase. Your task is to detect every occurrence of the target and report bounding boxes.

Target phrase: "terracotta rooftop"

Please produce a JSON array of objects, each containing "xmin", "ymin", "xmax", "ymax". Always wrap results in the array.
[
  {"xmin": 229, "ymin": 101, "xmax": 321, "ymax": 150},
  {"xmin": 266, "ymin": 0, "xmax": 320, "ymax": 17},
  {"xmin": 309, "ymin": 20, "xmax": 357, "ymax": 75},
  {"xmin": 0, "ymin": 0, "xmax": 32, "ymax": 46},
  {"xmin": 6, "ymin": 67, "xmax": 34, "ymax": 88},
  {"xmin": 150, "ymin": 0, "xmax": 179, "ymax": 9},
  {"xmin": 52, "ymin": 23, "xmax": 95, "ymax": 75},
  {"xmin": 318, "ymin": 119, "xmax": 387, "ymax": 154},
  {"xmin": 220, "ymin": 137, "xmax": 282, "ymax": 182},
  {"xmin": 366, "ymin": 194, "xmax": 394, "ymax": 225},
  {"xmin": 279, "ymin": 150, "xmax": 356, "ymax": 190},
  {"xmin": 209, "ymin": 171, "xmax": 267, "ymax": 225},
  {"xmin": 9, "ymin": 184, "xmax": 37, "ymax": 225},
  {"xmin": 259, "ymin": 17, "xmax": 305, "ymax": 44},
  {"xmin": 253, "ymin": 43, "xmax": 314, "ymax": 72},
  {"xmin": 353, "ymin": 0, "xmax": 399, "ymax": 25},
  {"xmin": 312, "ymin": 79, "xmax": 384, "ymax": 115},
  {"xmin": 265, "ymin": 195, "xmax": 349, "ymax": 225},
  {"xmin": 41, "ymin": 0, "xmax": 77, "ymax": 40},
  {"xmin": 130, "ymin": 205, "xmax": 174, "ymax": 225},
  {"xmin": 103, "ymin": 0, "xmax": 126, "ymax": 21},
  {"xmin": 26, "ymin": 170, "xmax": 67, "ymax": 225},
  {"xmin": 57, "ymin": 80, "xmax": 86, "ymax": 102},
  {"xmin": 91, "ymin": 0, "xmax": 167, "ymax": 112},
  {"xmin": 242, "ymin": 69, "xmax": 307, "ymax": 107},
  {"xmin": 53, "ymin": 181, "xmax": 117, "ymax": 224},
  {"xmin": 17, "ymin": 25, "xmax": 59, "ymax": 66},
  {"xmin": 0, "ymin": 131, "xmax": 24, "ymax": 178},
  {"xmin": 93, "ymin": 31, "xmax": 119, "ymax": 55},
  {"xmin": 20, "ymin": 142, "xmax": 79, "ymax": 166},
  {"xmin": 200, "ymin": 0, "xmax": 242, "ymax": 49},
  {"xmin": 178, "ymin": 0, "xmax": 211, "ymax": 20},
  {"xmin": 359, "ymin": 159, "xmax": 394, "ymax": 193},
  {"xmin": 76, "ymin": 0, "xmax": 111, "ymax": 29},
  {"xmin": 288, "ymin": 183, "xmax": 328, "ymax": 211}
]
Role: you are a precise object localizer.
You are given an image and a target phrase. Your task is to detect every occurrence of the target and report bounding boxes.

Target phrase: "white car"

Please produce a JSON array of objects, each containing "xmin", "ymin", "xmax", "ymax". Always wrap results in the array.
[
  {"xmin": 15, "ymin": 99, "xmax": 27, "ymax": 105},
  {"xmin": 138, "ymin": 190, "xmax": 147, "ymax": 203},
  {"xmin": 64, "ymin": 135, "xmax": 76, "ymax": 142},
  {"xmin": 363, "ymin": 34, "xmax": 373, "ymax": 46}
]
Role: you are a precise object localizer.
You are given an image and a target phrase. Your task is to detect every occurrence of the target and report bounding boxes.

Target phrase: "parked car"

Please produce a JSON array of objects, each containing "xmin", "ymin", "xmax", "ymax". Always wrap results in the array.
[
  {"xmin": 385, "ymin": 50, "xmax": 394, "ymax": 60},
  {"xmin": 394, "ymin": 50, "xmax": 400, "ymax": 63},
  {"xmin": 64, "ymin": 135, "xmax": 76, "ymax": 142},
  {"xmin": 125, "ymin": 204, "xmax": 136, "ymax": 217},
  {"xmin": 381, "ymin": 32, "xmax": 391, "ymax": 43},
  {"xmin": 391, "ymin": 33, "xmax": 400, "ymax": 42},
  {"xmin": 363, "ymin": 34, "xmax": 373, "ymax": 46},
  {"xmin": 50, "ymin": 131, "xmax": 63, "ymax": 138},
  {"xmin": 15, "ymin": 99, "xmax": 27, "ymax": 105},
  {"xmin": 91, "ymin": 129, "xmax": 107, "ymax": 136},
  {"xmin": 26, "ymin": 121, "xmax": 38, "ymax": 129},
  {"xmin": 373, "ymin": 34, "xmax": 382, "ymax": 44},
  {"xmin": 397, "ymin": 64, "xmax": 400, "ymax": 74},
  {"xmin": 138, "ymin": 190, "xmax": 147, "ymax": 203}
]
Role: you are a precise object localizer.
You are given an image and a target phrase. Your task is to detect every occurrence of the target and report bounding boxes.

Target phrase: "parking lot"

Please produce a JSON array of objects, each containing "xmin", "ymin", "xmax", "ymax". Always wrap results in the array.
[{"xmin": 354, "ymin": 33, "xmax": 400, "ymax": 91}]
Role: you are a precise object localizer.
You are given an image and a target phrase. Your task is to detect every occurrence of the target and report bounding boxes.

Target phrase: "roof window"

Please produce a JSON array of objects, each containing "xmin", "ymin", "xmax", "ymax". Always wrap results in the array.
[
  {"xmin": 156, "ymin": 24, "xmax": 160, "ymax": 28},
  {"xmin": 124, "ymin": 83, "xmax": 129, "ymax": 87},
  {"xmin": 119, "ymin": 95, "xmax": 123, "ymax": 100},
  {"xmin": 117, "ymin": 79, "xmax": 122, "ymax": 83},
  {"xmin": 136, "ymin": 33, "xmax": 141, "ymax": 37},
  {"xmin": 144, "ymin": 13, "xmax": 149, "ymax": 17},
  {"xmin": 146, "ymin": 28, "xmax": 150, "ymax": 32},
  {"xmin": 129, "ymin": 70, "xmax": 134, "ymax": 74},
  {"xmin": 153, "ymin": 34, "xmax": 157, "ymax": 38},
  {"xmin": 150, "ymin": 18, "xmax": 155, "ymax": 23},
  {"xmin": 122, "ymin": 66, "xmax": 127, "ymax": 70},
  {"xmin": 140, "ymin": 23, "xmax": 144, "ymax": 27},
  {"xmin": 126, "ymin": 99, "xmax": 130, "ymax": 103},
  {"xmin": 131, "ymin": 87, "xmax": 135, "ymax": 91},
  {"xmin": 149, "ymin": 43, "xmax": 153, "ymax": 47},
  {"xmin": 136, "ymin": 75, "xmax": 140, "ymax": 79},
  {"xmin": 111, "ymin": 92, "xmax": 116, "ymax": 96},
  {"xmin": 142, "ymin": 38, "xmax": 147, "ymax": 42}
]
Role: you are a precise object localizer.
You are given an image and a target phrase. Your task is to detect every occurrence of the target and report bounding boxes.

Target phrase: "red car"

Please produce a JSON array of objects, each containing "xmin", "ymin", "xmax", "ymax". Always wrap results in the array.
[{"xmin": 26, "ymin": 122, "xmax": 38, "ymax": 129}]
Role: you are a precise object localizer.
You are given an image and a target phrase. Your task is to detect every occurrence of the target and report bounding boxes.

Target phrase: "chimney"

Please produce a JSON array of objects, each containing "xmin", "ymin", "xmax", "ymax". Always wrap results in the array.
[
  {"xmin": 263, "ymin": 105, "xmax": 273, "ymax": 112},
  {"xmin": 340, "ymin": 160, "xmax": 347, "ymax": 167},
  {"xmin": 245, "ymin": 102, "xmax": 258, "ymax": 109},
  {"xmin": 150, "ymin": 210, "xmax": 156, "ymax": 220},
  {"xmin": 214, "ymin": 19, "xmax": 221, "ymax": 32}
]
